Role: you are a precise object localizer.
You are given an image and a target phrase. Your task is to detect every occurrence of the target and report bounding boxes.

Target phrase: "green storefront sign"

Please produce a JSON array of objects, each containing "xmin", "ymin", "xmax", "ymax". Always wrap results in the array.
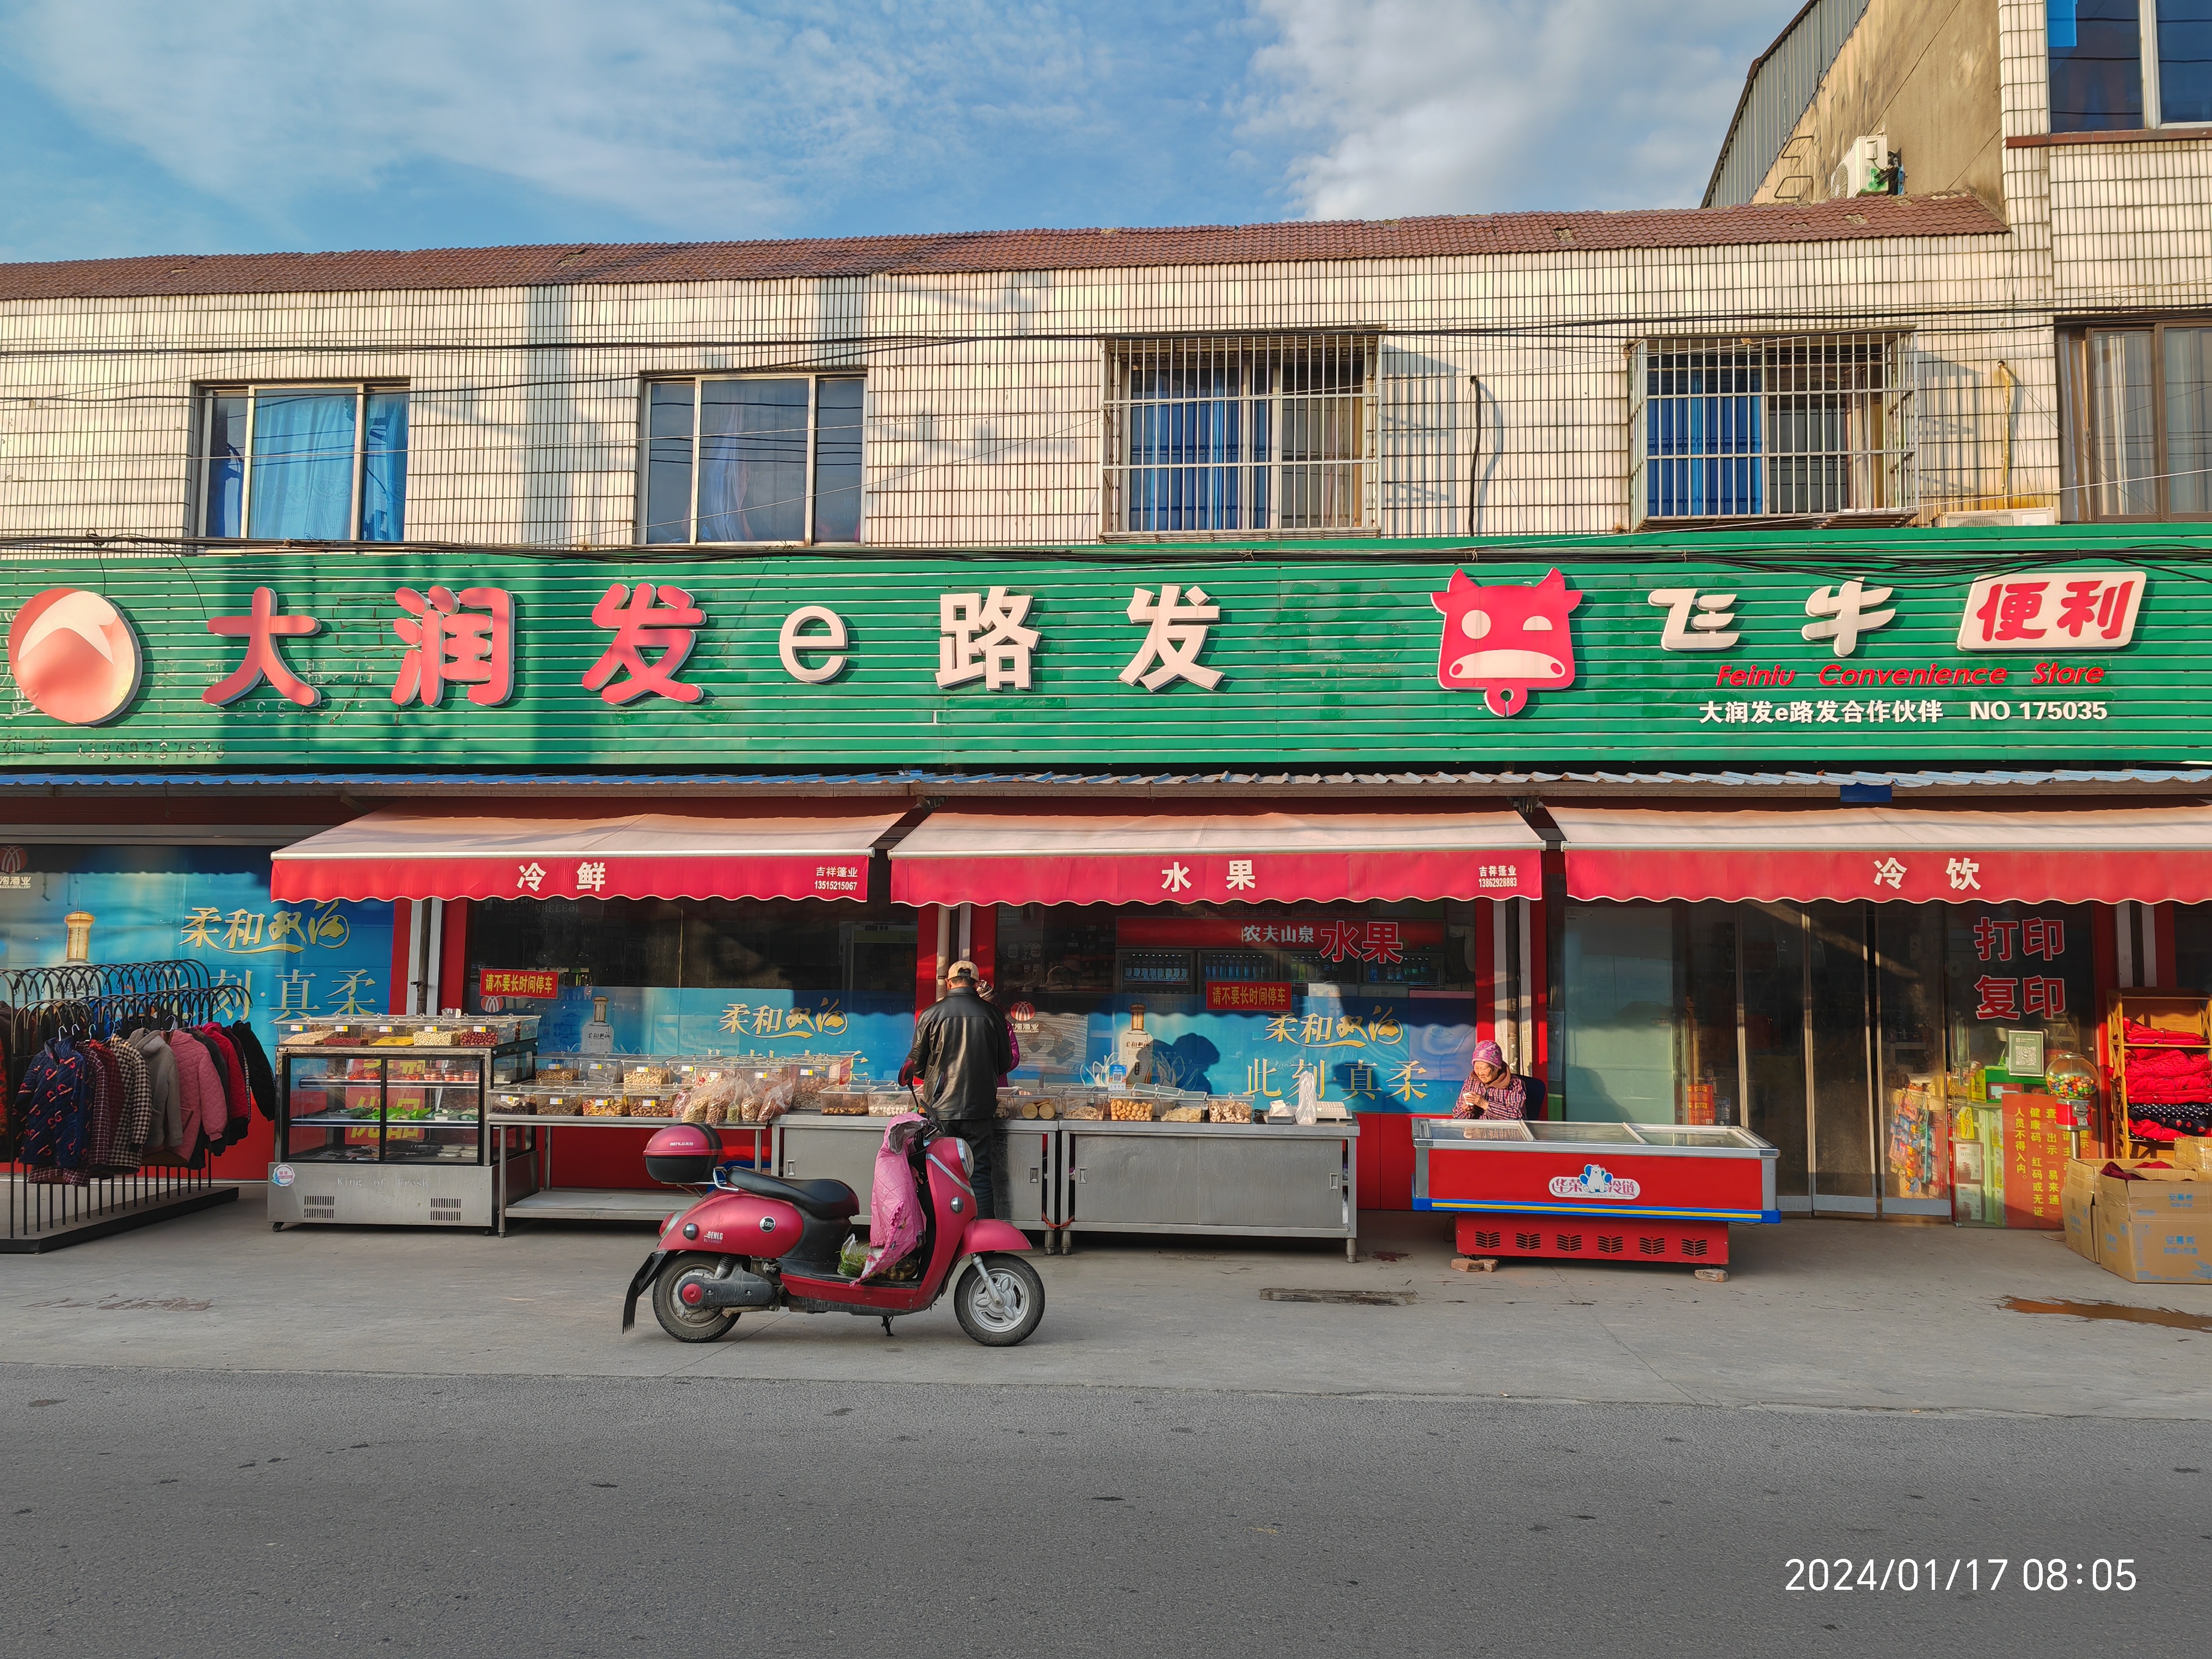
[{"xmin": 4, "ymin": 530, "xmax": 2209, "ymax": 771}]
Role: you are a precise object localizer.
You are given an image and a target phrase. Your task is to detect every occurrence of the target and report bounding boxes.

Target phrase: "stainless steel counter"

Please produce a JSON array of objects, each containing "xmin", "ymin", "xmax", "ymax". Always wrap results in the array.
[
  {"xmin": 1058, "ymin": 1119, "xmax": 1359, "ymax": 1259},
  {"xmin": 772, "ymin": 1113, "xmax": 1058, "ymax": 1236}
]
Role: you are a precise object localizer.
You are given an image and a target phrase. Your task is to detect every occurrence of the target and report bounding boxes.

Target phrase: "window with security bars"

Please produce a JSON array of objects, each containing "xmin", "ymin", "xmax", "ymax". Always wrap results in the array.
[
  {"xmin": 1103, "ymin": 336, "xmax": 1374, "ymax": 535},
  {"xmin": 1630, "ymin": 335, "xmax": 1915, "ymax": 526}
]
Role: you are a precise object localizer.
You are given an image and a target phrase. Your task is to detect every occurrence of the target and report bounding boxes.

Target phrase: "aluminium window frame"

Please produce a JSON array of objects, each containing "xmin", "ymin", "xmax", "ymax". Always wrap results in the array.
[
  {"xmin": 2058, "ymin": 316, "xmax": 2212, "ymax": 523},
  {"xmin": 634, "ymin": 371, "xmax": 867, "ymax": 547},
  {"xmin": 2050, "ymin": 1, "xmax": 2212, "ymax": 131},
  {"xmin": 192, "ymin": 380, "xmax": 405, "ymax": 543},
  {"xmin": 1098, "ymin": 332, "xmax": 1381, "ymax": 541}
]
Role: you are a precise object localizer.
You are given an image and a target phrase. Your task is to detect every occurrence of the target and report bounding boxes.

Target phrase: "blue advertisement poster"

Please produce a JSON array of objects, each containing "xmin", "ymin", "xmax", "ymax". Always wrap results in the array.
[
  {"xmin": 0, "ymin": 843, "xmax": 393, "ymax": 1055},
  {"xmin": 1008, "ymin": 991, "xmax": 1477, "ymax": 1111},
  {"xmin": 480, "ymin": 983, "xmax": 915, "ymax": 1081}
]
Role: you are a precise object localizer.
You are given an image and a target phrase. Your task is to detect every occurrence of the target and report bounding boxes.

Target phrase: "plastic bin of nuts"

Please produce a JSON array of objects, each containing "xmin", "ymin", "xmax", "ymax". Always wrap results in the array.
[{"xmin": 1206, "ymin": 1095, "xmax": 1256, "ymax": 1123}]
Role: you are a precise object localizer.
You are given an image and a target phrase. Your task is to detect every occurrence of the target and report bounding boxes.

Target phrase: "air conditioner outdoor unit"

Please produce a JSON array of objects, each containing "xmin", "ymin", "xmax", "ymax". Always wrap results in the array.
[{"xmin": 1830, "ymin": 134, "xmax": 1889, "ymax": 198}]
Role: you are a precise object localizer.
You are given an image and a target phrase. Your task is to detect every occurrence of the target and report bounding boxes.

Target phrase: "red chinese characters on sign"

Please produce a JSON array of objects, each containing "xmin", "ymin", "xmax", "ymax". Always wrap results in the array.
[
  {"xmin": 1957, "ymin": 569, "xmax": 2143, "ymax": 651},
  {"xmin": 204, "ymin": 587, "xmax": 319, "ymax": 708},
  {"xmin": 1206, "ymin": 981, "xmax": 1295, "ymax": 1013},
  {"xmin": 583, "ymin": 582, "xmax": 705, "ymax": 705},
  {"xmin": 2002, "ymin": 1094, "xmax": 2071, "ymax": 1229},
  {"xmin": 1973, "ymin": 975, "xmax": 2021, "ymax": 1020},
  {"xmin": 478, "ymin": 968, "xmax": 560, "ymax": 999},
  {"xmin": 1315, "ymin": 920, "xmax": 1406, "ymax": 965},
  {"xmin": 1428, "ymin": 567, "xmax": 1582, "ymax": 717},
  {"xmin": 1973, "ymin": 917, "xmax": 2019, "ymax": 961},
  {"xmin": 393, "ymin": 585, "xmax": 514, "ymax": 708},
  {"xmin": 1317, "ymin": 920, "xmax": 1363, "ymax": 963},
  {"xmin": 1973, "ymin": 974, "xmax": 2065, "ymax": 1022}
]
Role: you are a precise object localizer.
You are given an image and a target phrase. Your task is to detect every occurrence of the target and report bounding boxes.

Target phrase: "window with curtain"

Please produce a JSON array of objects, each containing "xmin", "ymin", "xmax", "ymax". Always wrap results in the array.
[
  {"xmin": 642, "ymin": 375, "xmax": 864, "ymax": 544},
  {"xmin": 2063, "ymin": 321, "xmax": 2212, "ymax": 519},
  {"xmin": 198, "ymin": 385, "xmax": 408, "ymax": 540},
  {"xmin": 2048, "ymin": 1, "xmax": 2212, "ymax": 131},
  {"xmin": 1103, "ymin": 336, "xmax": 1373, "ymax": 535}
]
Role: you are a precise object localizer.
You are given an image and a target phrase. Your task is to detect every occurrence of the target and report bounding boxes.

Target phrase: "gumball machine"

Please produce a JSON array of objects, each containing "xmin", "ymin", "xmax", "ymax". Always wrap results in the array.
[{"xmin": 2044, "ymin": 1047, "xmax": 2100, "ymax": 1160}]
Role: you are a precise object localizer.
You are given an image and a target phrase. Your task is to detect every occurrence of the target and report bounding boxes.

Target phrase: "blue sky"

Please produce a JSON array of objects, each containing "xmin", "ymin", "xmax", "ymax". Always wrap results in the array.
[{"xmin": 0, "ymin": 1, "xmax": 1785, "ymax": 263}]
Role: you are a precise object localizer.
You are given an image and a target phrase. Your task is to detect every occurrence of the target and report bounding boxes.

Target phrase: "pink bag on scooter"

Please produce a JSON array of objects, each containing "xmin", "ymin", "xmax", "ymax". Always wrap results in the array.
[{"xmin": 861, "ymin": 1113, "xmax": 929, "ymax": 1279}]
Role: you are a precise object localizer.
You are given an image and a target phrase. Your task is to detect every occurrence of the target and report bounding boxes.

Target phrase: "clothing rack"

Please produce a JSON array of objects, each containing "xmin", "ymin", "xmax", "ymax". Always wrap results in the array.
[{"xmin": 3, "ymin": 973, "xmax": 250, "ymax": 1252}]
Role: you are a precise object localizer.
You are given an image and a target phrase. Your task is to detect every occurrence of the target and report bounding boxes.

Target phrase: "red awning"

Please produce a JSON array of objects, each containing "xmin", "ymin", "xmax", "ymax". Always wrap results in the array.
[
  {"xmin": 271, "ymin": 807, "xmax": 906, "ymax": 903},
  {"xmin": 1557, "ymin": 806, "xmax": 2212, "ymax": 904},
  {"xmin": 887, "ymin": 810, "xmax": 1544, "ymax": 907}
]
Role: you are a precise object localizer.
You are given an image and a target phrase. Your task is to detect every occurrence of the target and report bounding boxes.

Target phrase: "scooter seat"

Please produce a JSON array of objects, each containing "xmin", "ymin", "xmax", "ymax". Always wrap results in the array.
[{"xmin": 720, "ymin": 1164, "xmax": 859, "ymax": 1219}]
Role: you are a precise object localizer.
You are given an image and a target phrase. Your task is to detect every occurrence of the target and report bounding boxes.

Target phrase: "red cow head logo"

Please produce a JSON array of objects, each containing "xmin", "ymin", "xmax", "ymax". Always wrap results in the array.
[{"xmin": 1428, "ymin": 567, "xmax": 1583, "ymax": 716}]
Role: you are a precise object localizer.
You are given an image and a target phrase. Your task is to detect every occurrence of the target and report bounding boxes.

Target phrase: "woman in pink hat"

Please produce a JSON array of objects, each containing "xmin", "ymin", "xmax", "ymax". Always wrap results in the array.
[{"xmin": 1452, "ymin": 1039, "xmax": 1539, "ymax": 1121}]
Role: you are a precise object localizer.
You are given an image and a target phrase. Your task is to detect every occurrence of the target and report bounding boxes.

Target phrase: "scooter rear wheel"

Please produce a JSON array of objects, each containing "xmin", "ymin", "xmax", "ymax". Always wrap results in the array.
[
  {"xmin": 953, "ymin": 1255, "xmax": 1045, "ymax": 1347},
  {"xmin": 651, "ymin": 1255, "xmax": 741, "ymax": 1343}
]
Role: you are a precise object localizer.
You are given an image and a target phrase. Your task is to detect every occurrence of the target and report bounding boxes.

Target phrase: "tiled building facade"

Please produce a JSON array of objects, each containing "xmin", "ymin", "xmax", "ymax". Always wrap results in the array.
[{"xmin": 4, "ymin": 2, "xmax": 2204, "ymax": 552}]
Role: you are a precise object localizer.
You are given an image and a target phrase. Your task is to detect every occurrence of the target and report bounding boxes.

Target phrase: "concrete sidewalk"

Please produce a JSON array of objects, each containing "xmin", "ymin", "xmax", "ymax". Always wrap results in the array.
[{"xmin": 3, "ymin": 1189, "xmax": 2207, "ymax": 1417}]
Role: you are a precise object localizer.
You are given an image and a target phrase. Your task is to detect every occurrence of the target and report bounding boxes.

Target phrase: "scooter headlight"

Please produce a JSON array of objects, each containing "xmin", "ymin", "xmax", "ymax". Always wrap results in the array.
[{"xmin": 954, "ymin": 1136, "xmax": 973, "ymax": 1171}]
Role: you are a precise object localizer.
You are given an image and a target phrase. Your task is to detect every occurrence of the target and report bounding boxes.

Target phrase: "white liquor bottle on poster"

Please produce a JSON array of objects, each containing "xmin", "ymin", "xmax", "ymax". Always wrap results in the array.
[
  {"xmin": 580, "ymin": 994, "xmax": 615, "ymax": 1056},
  {"xmin": 1116, "ymin": 1002, "xmax": 1155, "ymax": 1085}
]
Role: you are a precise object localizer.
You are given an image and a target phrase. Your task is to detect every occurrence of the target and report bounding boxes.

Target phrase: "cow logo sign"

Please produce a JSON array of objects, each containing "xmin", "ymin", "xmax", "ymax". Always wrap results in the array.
[
  {"xmin": 1429, "ymin": 567, "xmax": 1583, "ymax": 716},
  {"xmin": 7, "ymin": 587, "xmax": 142, "ymax": 726}
]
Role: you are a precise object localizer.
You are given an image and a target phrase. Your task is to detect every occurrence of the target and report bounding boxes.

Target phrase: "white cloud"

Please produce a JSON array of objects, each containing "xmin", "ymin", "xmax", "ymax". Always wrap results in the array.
[
  {"xmin": 0, "ymin": 0, "xmax": 1125, "ymax": 236},
  {"xmin": 1245, "ymin": 0, "xmax": 1783, "ymax": 218}
]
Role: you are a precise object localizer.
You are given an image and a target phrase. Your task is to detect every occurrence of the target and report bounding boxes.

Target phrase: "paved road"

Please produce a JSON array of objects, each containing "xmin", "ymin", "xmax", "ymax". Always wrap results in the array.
[{"xmin": 3, "ymin": 1369, "xmax": 2203, "ymax": 1657}]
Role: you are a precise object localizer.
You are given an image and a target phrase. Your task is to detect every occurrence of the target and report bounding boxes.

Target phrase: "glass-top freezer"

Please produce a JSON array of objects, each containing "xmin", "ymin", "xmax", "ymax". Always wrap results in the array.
[{"xmin": 1413, "ymin": 1119, "xmax": 1770, "ymax": 1151}]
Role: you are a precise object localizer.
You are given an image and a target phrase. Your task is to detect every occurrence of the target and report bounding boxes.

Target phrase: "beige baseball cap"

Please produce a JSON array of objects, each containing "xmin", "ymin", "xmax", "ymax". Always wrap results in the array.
[{"xmin": 945, "ymin": 958, "xmax": 979, "ymax": 983}]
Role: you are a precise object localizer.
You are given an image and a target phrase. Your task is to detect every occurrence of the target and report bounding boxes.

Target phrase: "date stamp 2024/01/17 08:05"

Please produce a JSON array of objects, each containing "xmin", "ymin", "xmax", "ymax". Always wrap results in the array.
[{"xmin": 1785, "ymin": 1557, "xmax": 2138, "ymax": 1594}]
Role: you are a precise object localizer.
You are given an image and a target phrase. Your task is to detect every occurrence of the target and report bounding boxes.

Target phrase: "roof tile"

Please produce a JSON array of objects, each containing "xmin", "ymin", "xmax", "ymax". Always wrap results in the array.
[{"xmin": 0, "ymin": 194, "xmax": 2007, "ymax": 303}]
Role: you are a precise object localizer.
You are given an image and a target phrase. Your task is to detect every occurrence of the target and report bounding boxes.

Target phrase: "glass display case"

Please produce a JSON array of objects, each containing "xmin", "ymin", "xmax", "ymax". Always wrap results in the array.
[
  {"xmin": 282, "ymin": 1049, "xmax": 532, "ymax": 1165},
  {"xmin": 271, "ymin": 1030, "xmax": 537, "ymax": 1230}
]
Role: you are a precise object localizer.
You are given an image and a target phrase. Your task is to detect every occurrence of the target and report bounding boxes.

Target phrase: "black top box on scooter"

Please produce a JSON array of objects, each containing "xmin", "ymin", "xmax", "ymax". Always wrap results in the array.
[{"xmin": 644, "ymin": 1123, "xmax": 723, "ymax": 1184}]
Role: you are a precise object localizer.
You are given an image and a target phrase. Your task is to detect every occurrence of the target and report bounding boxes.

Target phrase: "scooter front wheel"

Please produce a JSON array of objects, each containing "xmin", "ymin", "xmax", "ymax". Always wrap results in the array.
[
  {"xmin": 651, "ymin": 1254, "xmax": 741, "ymax": 1343},
  {"xmin": 954, "ymin": 1255, "xmax": 1045, "ymax": 1347}
]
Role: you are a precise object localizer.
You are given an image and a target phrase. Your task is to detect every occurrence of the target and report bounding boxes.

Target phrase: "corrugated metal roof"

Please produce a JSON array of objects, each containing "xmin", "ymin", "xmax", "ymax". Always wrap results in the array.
[
  {"xmin": 0, "ymin": 194, "xmax": 2004, "ymax": 304},
  {"xmin": 1704, "ymin": 0, "xmax": 1872, "ymax": 209}
]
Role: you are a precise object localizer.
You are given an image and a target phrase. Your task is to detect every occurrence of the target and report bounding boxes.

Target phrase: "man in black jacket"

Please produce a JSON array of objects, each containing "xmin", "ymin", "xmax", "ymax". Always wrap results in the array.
[{"xmin": 899, "ymin": 959, "xmax": 1012, "ymax": 1219}]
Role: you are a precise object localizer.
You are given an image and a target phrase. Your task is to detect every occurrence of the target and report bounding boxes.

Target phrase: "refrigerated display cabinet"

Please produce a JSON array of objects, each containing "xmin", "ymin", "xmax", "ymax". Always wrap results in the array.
[{"xmin": 270, "ymin": 1038, "xmax": 538, "ymax": 1230}]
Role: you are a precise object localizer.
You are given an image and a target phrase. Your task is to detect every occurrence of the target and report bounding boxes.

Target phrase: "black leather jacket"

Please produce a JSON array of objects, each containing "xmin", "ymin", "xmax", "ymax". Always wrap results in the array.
[{"xmin": 899, "ymin": 987, "xmax": 1012, "ymax": 1121}]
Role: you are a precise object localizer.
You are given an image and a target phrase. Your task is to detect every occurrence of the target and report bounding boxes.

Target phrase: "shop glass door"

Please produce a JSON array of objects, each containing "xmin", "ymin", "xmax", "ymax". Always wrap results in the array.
[
  {"xmin": 1738, "ymin": 902, "xmax": 1810, "ymax": 1208},
  {"xmin": 1873, "ymin": 904, "xmax": 1950, "ymax": 1216},
  {"xmin": 1805, "ymin": 901, "xmax": 1876, "ymax": 1212}
]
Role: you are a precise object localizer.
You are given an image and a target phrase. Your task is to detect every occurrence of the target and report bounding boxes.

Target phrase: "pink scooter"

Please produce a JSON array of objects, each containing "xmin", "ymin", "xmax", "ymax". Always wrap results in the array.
[{"xmin": 620, "ymin": 1120, "xmax": 1044, "ymax": 1346}]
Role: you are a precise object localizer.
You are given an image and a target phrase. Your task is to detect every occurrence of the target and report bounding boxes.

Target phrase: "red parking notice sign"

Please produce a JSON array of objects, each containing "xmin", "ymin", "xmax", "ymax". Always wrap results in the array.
[
  {"xmin": 1206, "ymin": 981, "xmax": 1294, "ymax": 1013},
  {"xmin": 479, "ymin": 968, "xmax": 560, "ymax": 1000}
]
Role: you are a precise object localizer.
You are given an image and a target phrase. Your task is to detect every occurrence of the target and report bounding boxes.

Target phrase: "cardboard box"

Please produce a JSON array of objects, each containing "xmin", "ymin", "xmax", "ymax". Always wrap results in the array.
[
  {"xmin": 2060, "ymin": 1159, "xmax": 2102, "ymax": 1261},
  {"xmin": 2167, "ymin": 1136, "xmax": 2210, "ymax": 1173},
  {"xmin": 2094, "ymin": 1168, "xmax": 2212, "ymax": 1284}
]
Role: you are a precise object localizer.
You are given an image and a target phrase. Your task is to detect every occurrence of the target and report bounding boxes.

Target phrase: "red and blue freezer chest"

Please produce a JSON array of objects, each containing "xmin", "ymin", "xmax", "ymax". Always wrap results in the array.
[{"xmin": 1412, "ymin": 1119, "xmax": 1780, "ymax": 1268}]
